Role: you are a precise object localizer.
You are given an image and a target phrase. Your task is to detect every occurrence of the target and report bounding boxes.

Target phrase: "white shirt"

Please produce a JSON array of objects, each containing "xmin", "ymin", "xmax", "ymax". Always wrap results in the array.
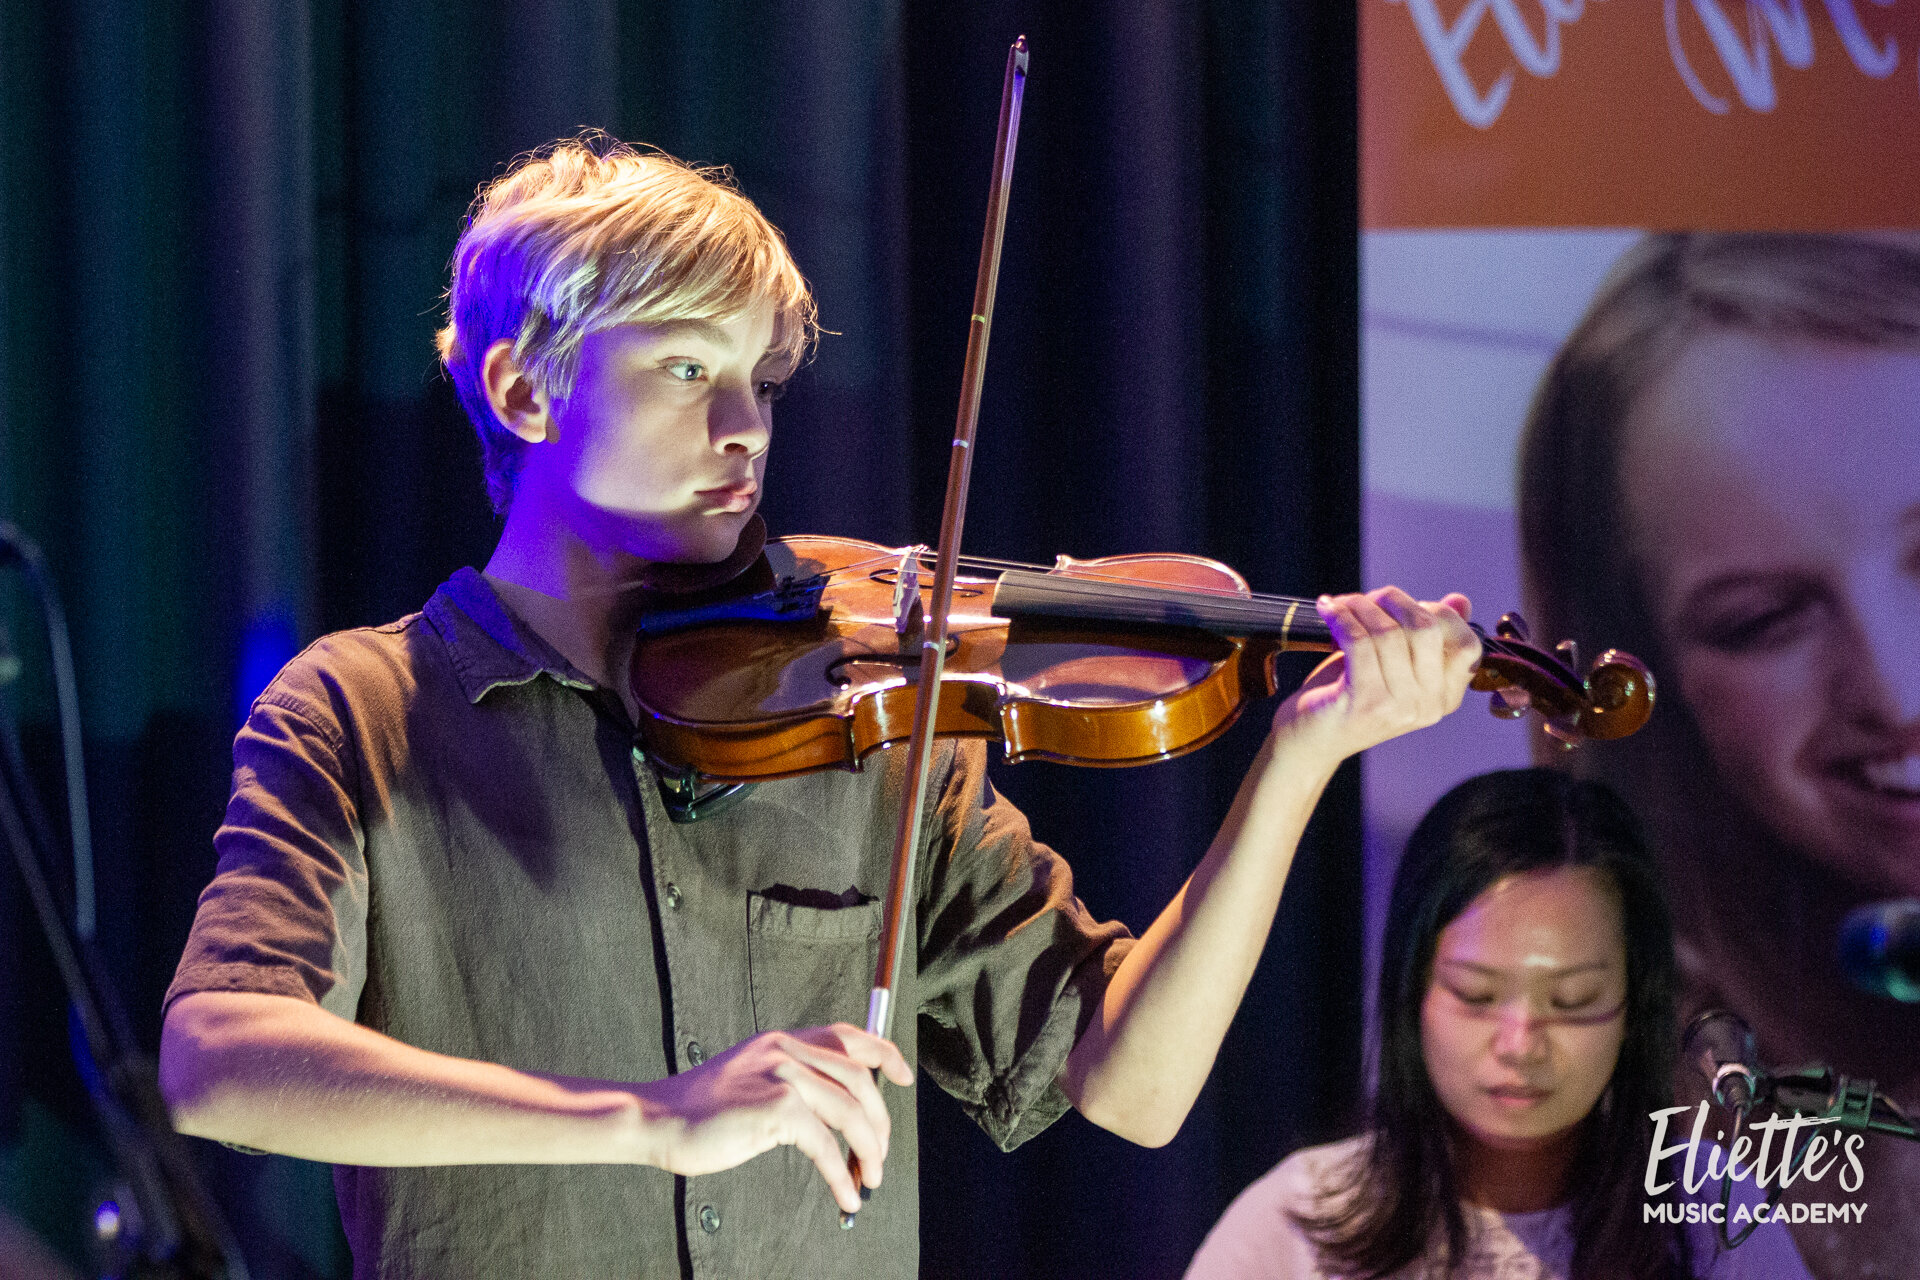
[{"xmin": 1184, "ymin": 1137, "xmax": 1815, "ymax": 1280}]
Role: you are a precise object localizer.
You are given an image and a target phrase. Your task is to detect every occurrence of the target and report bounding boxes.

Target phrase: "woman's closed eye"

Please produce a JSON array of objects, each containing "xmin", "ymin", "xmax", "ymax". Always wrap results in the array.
[
  {"xmin": 1682, "ymin": 581, "xmax": 1826, "ymax": 654},
  {"xmin": 1550, "ymin": 989, "xmax": 1604, "ymax": 1012}
]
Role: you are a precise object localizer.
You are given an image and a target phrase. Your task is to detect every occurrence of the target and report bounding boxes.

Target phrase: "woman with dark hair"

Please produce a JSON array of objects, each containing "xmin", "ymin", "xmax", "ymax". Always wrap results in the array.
[
  {"xmin": 1184, "ymin": 768, "xmax": 1807, "ymax": 1279},
  {"xmin": 1518, "ymin": 233, "xmax": 1920, "ymax": 1277}
]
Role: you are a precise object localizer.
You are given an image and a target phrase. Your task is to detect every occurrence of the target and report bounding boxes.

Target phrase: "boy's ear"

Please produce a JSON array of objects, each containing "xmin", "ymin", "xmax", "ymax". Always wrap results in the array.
[{"xmin": 481, "ymin": 339, "xmax": 557, "ymax": 444}]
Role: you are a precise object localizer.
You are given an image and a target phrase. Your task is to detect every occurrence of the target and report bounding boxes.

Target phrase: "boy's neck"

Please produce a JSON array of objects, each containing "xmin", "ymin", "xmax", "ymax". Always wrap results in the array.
[
  {"xmin": 480, "ymin": 483, "xmax": 765, "ymax": 708},
  {"xmin": 483, "ymin": 501, "xmax": 649, "ymax": 701}
]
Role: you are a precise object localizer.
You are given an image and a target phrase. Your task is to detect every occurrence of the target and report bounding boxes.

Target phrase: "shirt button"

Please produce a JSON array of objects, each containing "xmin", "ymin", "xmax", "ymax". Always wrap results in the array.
[
  {"xmin": 686, "ymin": 1040, "xmax": 706, "ymax": 1066},
  {"xmin": 664, "ymin": 882, "xmax": 682, "ymax": 911},
  {"xmin": 698, "ymin": 1204, "xmax": 722, "ymax": 1234}
]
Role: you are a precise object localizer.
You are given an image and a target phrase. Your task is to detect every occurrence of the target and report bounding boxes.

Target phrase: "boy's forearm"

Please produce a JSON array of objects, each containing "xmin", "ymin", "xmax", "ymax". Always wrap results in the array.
[
  {"xmin": 159, "ymin": 990, "xmax": 655, "ymax": 1167},
  {"xmin": 1059, "ymin": 724, "xmax": 1342, "ymax": 1146},
  {"xmin": 1062, "ymin": 589, "xmax": 1476, "ymax": 1146}
]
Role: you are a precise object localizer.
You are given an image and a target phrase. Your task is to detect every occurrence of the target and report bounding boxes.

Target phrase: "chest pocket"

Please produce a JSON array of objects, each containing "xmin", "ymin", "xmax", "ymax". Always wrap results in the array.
[{"xmin": 746, "ymin": 891, "xmax": 883, "ymax": 1033}]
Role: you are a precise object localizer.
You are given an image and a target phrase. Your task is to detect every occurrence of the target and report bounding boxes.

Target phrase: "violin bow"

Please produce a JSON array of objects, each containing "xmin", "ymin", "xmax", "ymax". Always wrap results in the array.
[{"xmin": 844, "ymin": 34, "xmax": 1028, "ymax": 1227}]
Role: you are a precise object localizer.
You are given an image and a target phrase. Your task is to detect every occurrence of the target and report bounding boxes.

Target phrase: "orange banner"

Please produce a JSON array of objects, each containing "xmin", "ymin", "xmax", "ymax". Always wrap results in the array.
[{"xmin": 1363, "ymin": 0, "xmax": 1920, "ymax": 228}]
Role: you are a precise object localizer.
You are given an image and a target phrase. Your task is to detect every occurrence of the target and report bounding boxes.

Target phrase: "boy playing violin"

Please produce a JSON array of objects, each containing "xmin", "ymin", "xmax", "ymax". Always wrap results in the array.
[{"xmin": 158, "ymin": 139, "xmax": 1480, "ymax": 1279}]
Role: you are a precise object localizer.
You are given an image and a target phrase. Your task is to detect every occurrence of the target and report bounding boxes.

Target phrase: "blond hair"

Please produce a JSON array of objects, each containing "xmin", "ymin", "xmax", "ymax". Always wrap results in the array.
[{"xmin": 437, "ymin": 137, "xmax": 818, "ymax": 512}]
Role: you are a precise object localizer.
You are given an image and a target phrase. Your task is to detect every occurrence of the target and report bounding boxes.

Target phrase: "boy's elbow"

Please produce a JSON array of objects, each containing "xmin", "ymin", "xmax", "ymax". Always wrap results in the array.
[
  {"xmin": 1059, "ymin": 1045, "xmax": 1191, "ymax": 1148},
  {"xmin": 159, "ymin": 996, "xmax": 226, "ymax": 1134},
  {"xmin": 1071, "ymin": 1087, "xmax": 1187, "ymax": 1149},
  {"xmin": 158, "ymin": 991, "xmax": 278, "ymax": 1138}
]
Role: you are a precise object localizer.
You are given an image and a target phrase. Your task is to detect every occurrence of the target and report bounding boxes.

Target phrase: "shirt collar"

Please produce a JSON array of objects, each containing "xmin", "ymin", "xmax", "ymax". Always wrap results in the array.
[
  {"xmin": 425, "ymin": 567, "xmax": 594, "ymax": 704},
  {"xmin": 424, "ymin": 516, "xmax": 771, "ymax": 705}
]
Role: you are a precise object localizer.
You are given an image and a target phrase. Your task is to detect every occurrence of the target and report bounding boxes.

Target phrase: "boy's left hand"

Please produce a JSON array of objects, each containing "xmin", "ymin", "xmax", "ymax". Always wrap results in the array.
[{"xmin": 1272, "ymin": 586, "xmax": 1479, "ymax": 760}]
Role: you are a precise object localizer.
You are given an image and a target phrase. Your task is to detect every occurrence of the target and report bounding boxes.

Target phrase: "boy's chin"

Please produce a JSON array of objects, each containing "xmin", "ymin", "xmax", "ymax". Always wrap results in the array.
[{"xmin": 626, "ymin": 512, "xmax": 758, "ymax": 567}]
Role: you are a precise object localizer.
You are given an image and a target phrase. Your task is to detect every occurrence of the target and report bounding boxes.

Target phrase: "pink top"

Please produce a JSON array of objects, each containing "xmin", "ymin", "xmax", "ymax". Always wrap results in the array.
[{"xmin": 1185, "ymin": 1137, "xmax": 1816, "ymax": 1280}]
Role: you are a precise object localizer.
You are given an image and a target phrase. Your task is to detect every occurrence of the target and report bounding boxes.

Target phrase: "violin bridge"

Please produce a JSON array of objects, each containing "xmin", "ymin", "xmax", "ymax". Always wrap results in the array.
[{"xmin": 893, "ymin": 545, "xmax": 928, "ymax": 637}]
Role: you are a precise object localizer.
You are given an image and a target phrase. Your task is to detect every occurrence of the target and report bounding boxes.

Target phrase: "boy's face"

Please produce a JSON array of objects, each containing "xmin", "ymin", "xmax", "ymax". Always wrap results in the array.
[{"xmin": 531, "ymin": 301, "xmax": 785, "ymax": 564}]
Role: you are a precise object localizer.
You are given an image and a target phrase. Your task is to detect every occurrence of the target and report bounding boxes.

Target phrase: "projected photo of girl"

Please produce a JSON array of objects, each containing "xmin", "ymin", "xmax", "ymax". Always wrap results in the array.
[{"xmin": 1519, "ymin": 232, "xmax": 1920, "ymax": 1277}]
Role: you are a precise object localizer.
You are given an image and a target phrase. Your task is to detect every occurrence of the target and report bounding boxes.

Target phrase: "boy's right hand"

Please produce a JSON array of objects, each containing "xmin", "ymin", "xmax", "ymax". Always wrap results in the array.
[{"xmin": 634, "ymin": 1023, "xmax": 913, "ymax": 1216}]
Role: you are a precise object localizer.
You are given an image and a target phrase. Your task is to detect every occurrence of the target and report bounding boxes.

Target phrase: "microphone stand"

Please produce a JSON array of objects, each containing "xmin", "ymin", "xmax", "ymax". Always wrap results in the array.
[
  {"xmin": 0, "ymin": 526, "xmax": 246, "ymax": 1279},
  {"xmin": 1686, "ymin": 1011, "xmax": 1917, "ymax": 1252},
  {"xmin": 1768, "ymin": 1065, "xmax": 1919, "ymax": 1144}
]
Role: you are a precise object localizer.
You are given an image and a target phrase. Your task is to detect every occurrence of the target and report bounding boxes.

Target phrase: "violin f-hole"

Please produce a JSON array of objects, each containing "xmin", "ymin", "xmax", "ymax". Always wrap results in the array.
[{"xmin": 824, "ymin": 638, "xmax": 963, "ymax": 687}]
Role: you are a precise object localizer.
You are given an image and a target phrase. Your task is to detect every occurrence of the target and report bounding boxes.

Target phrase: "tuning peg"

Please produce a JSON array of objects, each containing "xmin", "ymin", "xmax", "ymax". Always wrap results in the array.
[
  {"xmin": 1543, "ymin": 721, "xmax": 1581, "ymax": 750},
  {"xmin": 1495, "ymin": 612, "xmax": 1531, "ymax": 642},
  {"xmin": 1487, "ymin": 686, "xmax": 1529, "ymax": 719},
  {"xmin": 1555, "ymin": 639, "xmax": 1580, "ymax": 671}
]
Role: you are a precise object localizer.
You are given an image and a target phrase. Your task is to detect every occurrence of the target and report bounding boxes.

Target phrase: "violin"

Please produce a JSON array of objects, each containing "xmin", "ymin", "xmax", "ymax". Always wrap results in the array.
[{"xmin": 628, "ymin": 534, "xmax": 1656, "ymax": 788}]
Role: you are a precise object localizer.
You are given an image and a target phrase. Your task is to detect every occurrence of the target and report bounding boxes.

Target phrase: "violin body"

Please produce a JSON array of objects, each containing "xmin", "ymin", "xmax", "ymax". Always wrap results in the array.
[
  {"xmin": 629, "ymin": 536, "xmax": 1302, "ymax": 782},
  {"xmin": 629, "ymin": 536, "xmax": 1656, "ymax": 784}
]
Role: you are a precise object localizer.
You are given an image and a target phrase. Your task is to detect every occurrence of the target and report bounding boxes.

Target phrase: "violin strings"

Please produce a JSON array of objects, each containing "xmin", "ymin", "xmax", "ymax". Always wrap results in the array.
[
  {"xmin": 954, "ymin": 554, "xmax": 1319, "ymax": 608},
  {"xmin": 808, "ymin": 549, "xmax": 1325, "ymax": 610},
  {"xmin": 993, "ymin": 574, "xmax": 1331, "ymax": 632},
  {"xmin": 792, "ymin": 548, "xmax": 1527, "ymax": 659},
  {"xmin": 985, "ymin": 575, "xmax": 1521, "ymax": 659}
]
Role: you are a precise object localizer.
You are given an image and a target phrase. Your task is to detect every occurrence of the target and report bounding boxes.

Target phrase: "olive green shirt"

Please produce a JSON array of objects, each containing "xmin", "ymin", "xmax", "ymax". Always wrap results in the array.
[{"xmin": 166, "ymin": 567, "xmax": 1132, "ymax": 1279}]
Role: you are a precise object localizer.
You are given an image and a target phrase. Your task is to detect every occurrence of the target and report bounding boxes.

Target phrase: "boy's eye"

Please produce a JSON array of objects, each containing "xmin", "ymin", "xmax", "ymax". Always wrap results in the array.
[
  {"xmin": 756, "ymin": 378, "xmax": 788, "ymax": 403},
  {"xmin": 664, "ymin": 359, "xmax": 707, "ymax": 382}
]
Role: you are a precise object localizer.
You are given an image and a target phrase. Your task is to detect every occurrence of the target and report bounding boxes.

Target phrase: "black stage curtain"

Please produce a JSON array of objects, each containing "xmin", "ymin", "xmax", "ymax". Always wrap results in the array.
[{"xmin": 0, "ymin": 4, "xmax": 1360, "ymax": 1276}]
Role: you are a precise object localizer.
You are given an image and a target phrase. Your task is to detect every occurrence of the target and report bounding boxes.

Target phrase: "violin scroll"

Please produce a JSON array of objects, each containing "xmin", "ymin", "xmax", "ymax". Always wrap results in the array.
[
  {"xmin": 1466, "ymin": 612, "xmax": 1655, "ymax": 745},
  {"xmin": 1576, "ymin": 649, "xmax": 1657, "ymax": 741}
]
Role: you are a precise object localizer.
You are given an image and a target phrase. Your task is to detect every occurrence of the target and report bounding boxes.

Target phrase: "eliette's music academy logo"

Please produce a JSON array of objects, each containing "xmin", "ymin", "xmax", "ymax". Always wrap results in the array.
[{"xmin": 1643, "ymin": 1102, "xmax": 1869, "ymax": 1227}]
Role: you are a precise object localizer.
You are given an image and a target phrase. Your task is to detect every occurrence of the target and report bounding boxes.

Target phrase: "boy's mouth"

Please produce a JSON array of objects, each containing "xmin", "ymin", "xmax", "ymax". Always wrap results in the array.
[{"xmin": 696, "ymin": 482, "xmax": 757, "ymax": 513}]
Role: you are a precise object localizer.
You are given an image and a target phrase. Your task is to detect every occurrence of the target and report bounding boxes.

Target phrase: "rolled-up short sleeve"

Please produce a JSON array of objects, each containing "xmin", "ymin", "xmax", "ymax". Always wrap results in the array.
[
  {"xmin": 912, "ymin": 741, "xmax": 1133, "ymax": 1150},
  {"xmin": 163, "ymin": 683, "xmax": 370, "ymax": 1022}
]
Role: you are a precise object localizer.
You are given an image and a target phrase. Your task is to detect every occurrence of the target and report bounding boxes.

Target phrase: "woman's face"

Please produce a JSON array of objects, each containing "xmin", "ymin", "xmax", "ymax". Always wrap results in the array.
[
  {"xmin": 1621, "ymin": 332, "xmax": 1920, "ymax": 896},
  {"xmin": 1421, "ymin": 866, "xmax": 1628, "ymax": 1148}
]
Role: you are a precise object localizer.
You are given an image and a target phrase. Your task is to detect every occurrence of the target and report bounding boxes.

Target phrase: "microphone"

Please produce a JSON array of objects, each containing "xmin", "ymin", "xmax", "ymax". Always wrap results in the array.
[
  {"xmin": 1682, "ymin": 1010, "xmax": 1761, "ymax": 1111},
  {"xmin": 1839, "ymin": 900, "xmax": 1920, "ymax": 1003}
]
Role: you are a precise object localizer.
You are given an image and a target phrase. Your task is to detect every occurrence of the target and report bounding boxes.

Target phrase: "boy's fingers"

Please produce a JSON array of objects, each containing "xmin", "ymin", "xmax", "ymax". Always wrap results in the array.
[
  {"xmin": 787, "ymin": 1111, "xmax": 865, "ymax": 1214},
  {"xmin": 1345, "ymin": 590, "xmax": 1424, "ymax": 700},
  {"xmin": 825, "ymin": 1024, "xmax": 915, "ymax": 1087},
  {"xmin": 780, "ymin": 1063, "xmax": 887, "ymax": 1189},
  {"xmin": 1335, "ymin": 590, "xmax": 1403, "ymax": 637},
  {"xmin": 1370, "ymin": 586, "xmax": 1441, "ymax": 698},
  {"xmin": 1317, "ymin": 595, "xmax": 1387, "ymax": 696},
  {"xmin": 1421, "ymin": 594, "xmax": 1482, "ymax": 690},
  {"xmin": 781, "ymin": 1036, "xmax": 891, "ymax": 1159},
  {"xmin": 1368, "ymin": 585, "xmax": 1432, "ymax": 629}
]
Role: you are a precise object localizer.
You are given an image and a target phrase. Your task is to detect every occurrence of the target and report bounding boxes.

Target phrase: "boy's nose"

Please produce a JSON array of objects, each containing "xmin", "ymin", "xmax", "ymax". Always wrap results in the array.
[{"xmin": 712, "ymin": 387, "xmax": 771, "ymax": 458}]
